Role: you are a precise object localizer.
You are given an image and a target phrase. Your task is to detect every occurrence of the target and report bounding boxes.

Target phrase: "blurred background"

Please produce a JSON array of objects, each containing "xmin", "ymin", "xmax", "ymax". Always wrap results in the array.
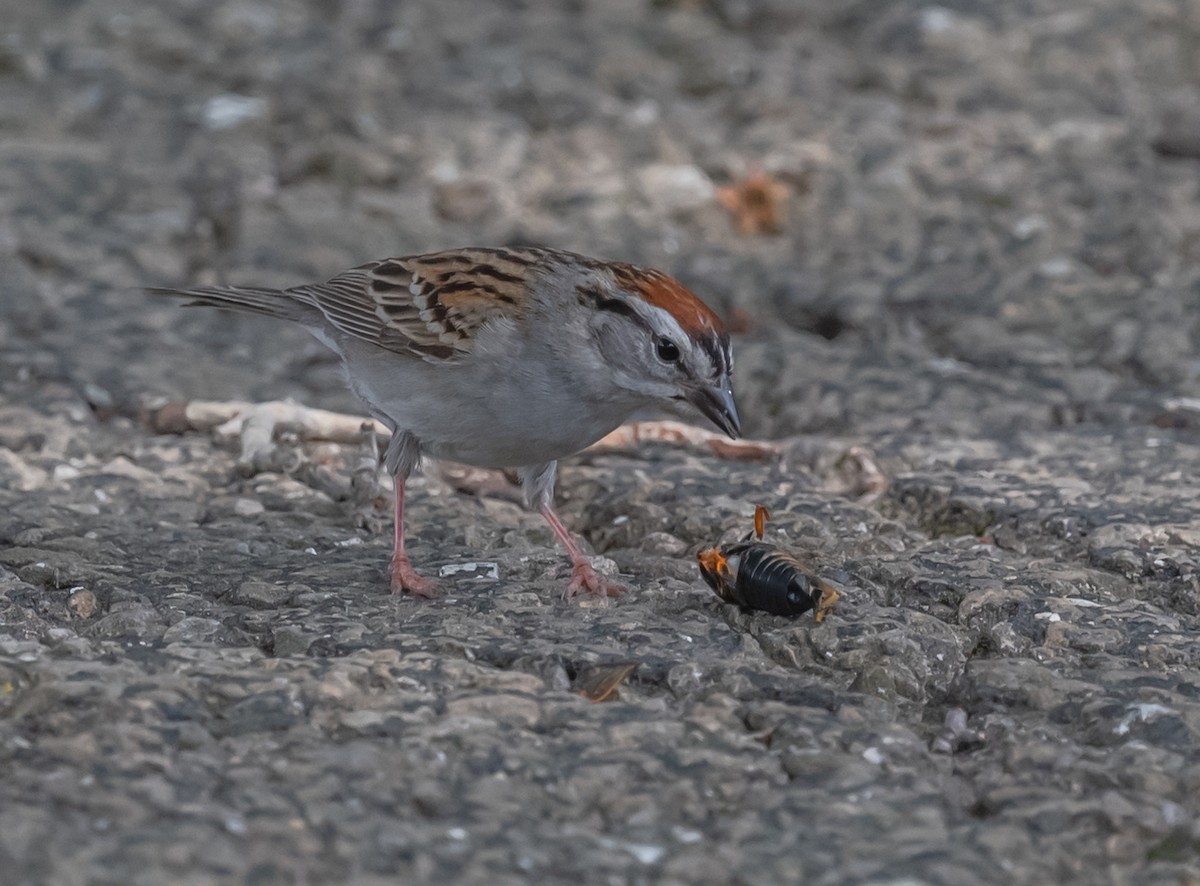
[{"xmin": 3, "ymin": 0, "xmax": 1200, "ymax": 439}]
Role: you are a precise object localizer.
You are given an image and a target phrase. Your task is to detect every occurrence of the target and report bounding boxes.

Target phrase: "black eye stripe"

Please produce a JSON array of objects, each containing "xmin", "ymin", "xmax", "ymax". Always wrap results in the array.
[{"xmin": 575, "ymin": 283, "xmax": 731, "ymax": 378}]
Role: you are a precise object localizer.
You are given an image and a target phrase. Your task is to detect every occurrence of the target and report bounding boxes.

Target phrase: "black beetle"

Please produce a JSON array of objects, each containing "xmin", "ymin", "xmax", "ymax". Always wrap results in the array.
[{"xmin": 697, "ymin": 506, "xmax": 840, "ymax": 620}]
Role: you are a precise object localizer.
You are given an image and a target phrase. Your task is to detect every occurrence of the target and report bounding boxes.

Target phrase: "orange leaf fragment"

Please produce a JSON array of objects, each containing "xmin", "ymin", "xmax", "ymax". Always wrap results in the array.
[
  {"xmin": 717, "ymin": 168, "xmax": 789, "ymax": 235},
  {"xmin": 576, "ymin": 662, "xmax": 638, "ymax": 703}
]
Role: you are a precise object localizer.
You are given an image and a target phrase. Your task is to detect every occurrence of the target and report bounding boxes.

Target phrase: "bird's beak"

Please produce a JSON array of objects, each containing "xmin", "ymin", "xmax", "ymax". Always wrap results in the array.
[{"xmin": 687, "ymin": 378, "xmax": 741, "ymax": 439}]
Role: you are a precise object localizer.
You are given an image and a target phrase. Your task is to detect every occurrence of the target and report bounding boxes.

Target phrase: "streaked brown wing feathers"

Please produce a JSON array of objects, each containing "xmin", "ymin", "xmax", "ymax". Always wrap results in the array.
[{"xmin": 287, "ymin": 250, "xmax": 531, "ymax": 361}]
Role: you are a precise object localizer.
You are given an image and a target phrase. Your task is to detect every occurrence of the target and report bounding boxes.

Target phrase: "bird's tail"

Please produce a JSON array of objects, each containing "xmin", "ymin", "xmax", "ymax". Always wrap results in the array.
[{"xmin": 145, "ymin": 285, "xmax": 316, "ymax": 324}]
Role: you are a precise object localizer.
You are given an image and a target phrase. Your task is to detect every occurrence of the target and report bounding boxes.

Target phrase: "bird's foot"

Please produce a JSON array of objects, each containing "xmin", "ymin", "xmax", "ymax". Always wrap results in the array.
[
  {"xmin": 390, "ymin": 554, "xmax": 436, "ymax": 598},
  {"xmin": 564, "ymin": 559, "xmax": 625, "ymax": 601}
]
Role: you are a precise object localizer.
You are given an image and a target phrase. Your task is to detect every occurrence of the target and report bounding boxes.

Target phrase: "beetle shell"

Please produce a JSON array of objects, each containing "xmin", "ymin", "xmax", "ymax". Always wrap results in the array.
[
  {"xmin": 697, "ymin": 506, "xmax": 841, "ymax": 621},
  {"xmin": 698, "ymin": 541, "xmax": 823, "ymax": 616},
  {"xmin": 720, "ymin": 541, "xmax": 819, "ymax": 616}
]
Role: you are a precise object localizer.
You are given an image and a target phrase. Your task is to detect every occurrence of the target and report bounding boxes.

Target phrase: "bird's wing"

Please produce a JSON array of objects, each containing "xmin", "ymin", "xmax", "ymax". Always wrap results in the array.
[{"xmin": 288, "ymin": 249, "xmax": 535, "ymax": 363}]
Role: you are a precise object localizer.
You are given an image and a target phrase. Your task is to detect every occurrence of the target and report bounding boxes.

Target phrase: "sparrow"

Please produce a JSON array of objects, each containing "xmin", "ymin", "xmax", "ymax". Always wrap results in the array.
[{"xmin": 148, "ymin": 246, "xmax": 741, "ymax": 599}]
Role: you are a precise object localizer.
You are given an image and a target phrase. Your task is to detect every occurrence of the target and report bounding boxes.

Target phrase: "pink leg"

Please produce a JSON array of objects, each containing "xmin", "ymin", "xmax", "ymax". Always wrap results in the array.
[
  {"xmin": 390, "ymin": 475, "xmax": 435, "ymax": 597},
  {"xmin": 538, "ymin": 503, "xmax": 625, "ymax": 600}
]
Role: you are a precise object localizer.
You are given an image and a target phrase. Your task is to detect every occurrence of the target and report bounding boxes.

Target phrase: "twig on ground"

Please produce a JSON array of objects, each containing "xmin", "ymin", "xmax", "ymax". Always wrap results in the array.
[{"xmin": 144, "ymin": 399, "xmax": 783, "ymax": 463}]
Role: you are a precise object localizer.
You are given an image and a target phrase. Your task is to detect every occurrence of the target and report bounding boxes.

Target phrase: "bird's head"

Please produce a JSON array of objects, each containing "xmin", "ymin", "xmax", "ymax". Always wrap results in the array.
[{"xmin": 569, "ymin": 260, "xmax": 741, "ymax": 439}]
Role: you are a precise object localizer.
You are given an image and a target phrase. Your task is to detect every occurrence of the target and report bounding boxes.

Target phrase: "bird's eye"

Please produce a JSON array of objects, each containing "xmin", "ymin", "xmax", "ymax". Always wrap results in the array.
[{"xmin": 655, "ymin": 337, "xmax": 681, "ymax": 363}]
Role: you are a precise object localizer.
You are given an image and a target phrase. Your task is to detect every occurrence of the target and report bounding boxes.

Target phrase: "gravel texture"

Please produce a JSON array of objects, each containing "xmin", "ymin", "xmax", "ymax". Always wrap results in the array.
[{"xmin": 3, "ymin": 1, "xmax": 1200, "ymax": 883}]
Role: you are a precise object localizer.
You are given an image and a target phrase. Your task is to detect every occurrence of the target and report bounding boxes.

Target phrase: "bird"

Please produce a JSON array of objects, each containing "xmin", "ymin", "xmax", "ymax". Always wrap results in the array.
[{"xmin": 148, "ymin": 246, "xmax": 741, "ymax": 600}]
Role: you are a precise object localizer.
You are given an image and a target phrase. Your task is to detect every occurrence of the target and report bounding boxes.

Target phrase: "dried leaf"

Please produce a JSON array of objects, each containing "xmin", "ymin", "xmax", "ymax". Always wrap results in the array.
[
  {"xmin": 717, "ymin": 168, "xmax": 789, "ymax": 235},
  {"xmin": 575, "ymin": 662, "xmax": 638, "ymax": 703}
]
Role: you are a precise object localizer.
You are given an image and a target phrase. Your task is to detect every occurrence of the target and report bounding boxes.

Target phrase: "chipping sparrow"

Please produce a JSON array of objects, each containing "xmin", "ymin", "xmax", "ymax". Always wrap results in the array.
[{"xmin": 149, "ymin": 246, "xmax": 741, "ymax": 599}]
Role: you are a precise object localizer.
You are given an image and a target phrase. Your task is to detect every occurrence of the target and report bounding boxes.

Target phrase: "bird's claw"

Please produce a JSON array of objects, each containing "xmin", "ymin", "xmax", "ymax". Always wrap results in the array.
[
  {"xmin": 564, "ymin": 560, "xmax": 625, "ymax": 601},
  {"xmin": 390, "ymin": 554, "xmax": 437, "ymax": 598}
]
